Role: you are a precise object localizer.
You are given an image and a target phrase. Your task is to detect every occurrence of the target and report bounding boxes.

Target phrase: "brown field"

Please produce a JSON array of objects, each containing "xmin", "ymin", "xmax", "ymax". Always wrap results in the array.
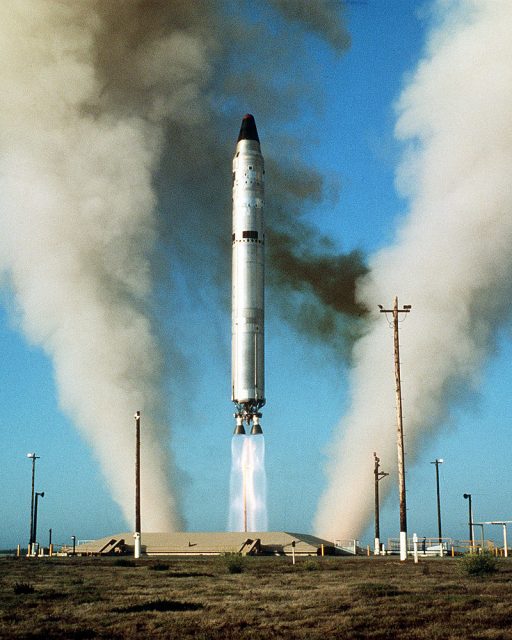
[{"xmin": 1, "ymin": 554, "xmax": 512, "ymax": 639}]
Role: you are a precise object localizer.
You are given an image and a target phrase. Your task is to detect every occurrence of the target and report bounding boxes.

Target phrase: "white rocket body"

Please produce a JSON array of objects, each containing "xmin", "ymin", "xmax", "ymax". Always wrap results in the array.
[{"xmin": 231, "ymin": 114, "xmax": 265, "ymax": 435}]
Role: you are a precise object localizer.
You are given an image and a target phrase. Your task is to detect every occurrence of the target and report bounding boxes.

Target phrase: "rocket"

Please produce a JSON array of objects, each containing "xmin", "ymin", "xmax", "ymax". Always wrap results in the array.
[{"xmin": 232, "ymin": 114, "xmax": 265, "ymax": 436}]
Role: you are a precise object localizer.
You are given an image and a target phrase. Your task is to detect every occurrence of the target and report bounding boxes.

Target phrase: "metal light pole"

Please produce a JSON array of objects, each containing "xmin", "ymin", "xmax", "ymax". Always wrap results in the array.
[
  {"xmin": 26, "ymin": 453, "xmax": 40, "ymax": 553},
  {"xmin": 430, "ymin": 459, "xmax": 443, "ymax": 548},
  {"xmin": 473, "ymin": 523, "xmax": 485, "ymax": 551},
  {"xmin": 463, "ymin": 493, "xmax": 474, "ymax": 548},
  {"xmin": 374, "ymin": 452, "xmax": 389, "ymax": 555},
  {"xmin": 134, "ymin": 411, "xmax": 142, "ymax": 559},
  {"xmin": 379, "ymin": 297, "xmax": 412, "ymax": 561},
  {"xmin": 33, "ymin": 491, "xmax": 44, "ymax": 550},
  {"xmin": 71, "ymin": 535, "xmax": 76, "ymax": 556}
]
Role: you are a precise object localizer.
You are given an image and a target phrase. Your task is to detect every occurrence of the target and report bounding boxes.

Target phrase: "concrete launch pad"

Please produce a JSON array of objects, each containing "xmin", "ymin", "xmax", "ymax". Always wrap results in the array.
[{"xmin": 75, "ymin": 531, "xmax": 344, "ymax": 557}]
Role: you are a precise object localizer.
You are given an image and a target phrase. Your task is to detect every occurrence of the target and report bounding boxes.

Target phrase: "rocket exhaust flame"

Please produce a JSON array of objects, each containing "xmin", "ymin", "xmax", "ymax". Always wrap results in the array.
[{"xmin": 229, "ymin": 435, "xmax": 268, "ymax": 532}]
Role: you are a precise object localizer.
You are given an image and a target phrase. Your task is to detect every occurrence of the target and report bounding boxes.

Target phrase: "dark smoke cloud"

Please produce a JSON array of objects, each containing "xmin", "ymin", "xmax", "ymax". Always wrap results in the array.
[
  {"xmin": 268, "ymin": 230, "xmax": 368, "ymax": 317},
  {"xmin": 268, "ymin": 0, "xmax": 351, "ymax": 51},
  {"xmin": 267, "ymin": 228, "xmax": 368, "ymax": 356},
  {"xmin": 264, "ymin": 156, "xmax": 369, "ymax": 352},
  {"xmin": 91, "ymin": 2, "xmax": 218, "ymax": 123},
  {"xmin": 90, "ymin": 0, "xmax": 365, "ymax": 357}
]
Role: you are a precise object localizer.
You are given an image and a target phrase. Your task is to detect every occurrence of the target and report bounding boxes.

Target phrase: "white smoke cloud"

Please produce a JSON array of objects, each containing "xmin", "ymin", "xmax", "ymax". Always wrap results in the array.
[
  {"xmin": 0, "ymin": 1, "xmax": 216, "ymax": 530},
  {"xmin": 314, "ymin": 0, "xmax": 512, "ymax": 540}
]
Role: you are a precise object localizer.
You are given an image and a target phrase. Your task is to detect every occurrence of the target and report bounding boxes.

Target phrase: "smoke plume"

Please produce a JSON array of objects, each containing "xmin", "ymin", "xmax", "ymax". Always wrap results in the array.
[
  {"xmin": 0, "ymin": 1, "xmax": 354, "ymax": 530},
  {"xmin": 0, "ymin": 0, "xmax": 219, "ymax": 529},
  {"xmin": 314, "ymin": 0, "xmax": 512, "ymax": 540},
  {"xmin": 267, "ymin": 0, "xmax": 351, "ymax": 51},
  {"xmin": 268, "ymin": 229, "xmax": 368, "ymax": 355}
]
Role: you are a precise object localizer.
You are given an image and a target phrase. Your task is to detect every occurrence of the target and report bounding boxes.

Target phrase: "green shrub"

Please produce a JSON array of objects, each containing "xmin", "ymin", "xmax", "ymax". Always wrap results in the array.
[
  {"xmin": 302, "ymin": 559, "xmax": 320, "ymax": 571},
  {"xmin": 459, "ymin": 552, "xmax": 498, "ymax": 577},
  {"xmin": 223, "ymin": 553, "xmax": 245, "ymax": 574}
]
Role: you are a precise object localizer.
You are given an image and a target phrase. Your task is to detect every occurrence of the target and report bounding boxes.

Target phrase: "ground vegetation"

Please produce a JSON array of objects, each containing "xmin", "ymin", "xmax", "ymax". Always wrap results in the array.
[{"xmin": 1, "ymin": 555, "xmax": 511, "ymax": 639}]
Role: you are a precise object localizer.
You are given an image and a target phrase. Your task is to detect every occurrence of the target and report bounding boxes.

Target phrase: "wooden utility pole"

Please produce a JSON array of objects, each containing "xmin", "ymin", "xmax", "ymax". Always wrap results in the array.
[
  {"xmin": 431, "ymin": 459, "xmax": 444, "ymax": 546},
  {"xmin": 27, "ymin": 453, "xmax": 40, "ymax": 554},
  {"xmin": 134, "ymin": 411, "xmax": 141, "ymax": 559},
  {"xmin": 379, "ymin": 296, "xmax": 411, "ymax": 561},
  {"xmin": 374, "ymin": 452, "xmax": 389, "ymax": 555}
]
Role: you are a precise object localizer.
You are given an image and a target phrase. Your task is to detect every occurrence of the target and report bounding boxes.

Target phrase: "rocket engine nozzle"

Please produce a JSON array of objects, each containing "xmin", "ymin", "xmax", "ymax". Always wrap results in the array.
[
  {"xmin": 250, "ymin": 414, "xmax": 263, "ymax": 435},
  {"xmin": 250, "ymin": 423, "xmax": 263, "ymax": 436},
  {"xmin": 233, "ymin": 412, "xmax": 263, "ymax": 436},
  {"xmin": 233, "ymin": 415, "xmax": 246, "ymax": 436}
]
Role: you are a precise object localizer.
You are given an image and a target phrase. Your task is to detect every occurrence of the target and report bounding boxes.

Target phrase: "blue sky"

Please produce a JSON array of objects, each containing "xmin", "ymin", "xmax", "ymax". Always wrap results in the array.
[{"xmin": 1, "ymin": 1, "xmax": 511, "ymax": 550}]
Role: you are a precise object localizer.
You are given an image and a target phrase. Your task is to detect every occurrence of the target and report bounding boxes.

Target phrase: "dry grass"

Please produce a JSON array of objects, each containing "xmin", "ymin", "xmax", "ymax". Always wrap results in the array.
[{"xmin": 1, "ymin": 555, "xmax": 512, "ymax": 639}]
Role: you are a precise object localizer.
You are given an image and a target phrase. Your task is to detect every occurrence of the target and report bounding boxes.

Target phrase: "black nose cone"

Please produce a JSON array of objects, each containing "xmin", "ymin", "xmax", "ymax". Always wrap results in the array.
[{"xmin": 237, "ymin": 114, "xmax": 260, "ymax": 143}]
